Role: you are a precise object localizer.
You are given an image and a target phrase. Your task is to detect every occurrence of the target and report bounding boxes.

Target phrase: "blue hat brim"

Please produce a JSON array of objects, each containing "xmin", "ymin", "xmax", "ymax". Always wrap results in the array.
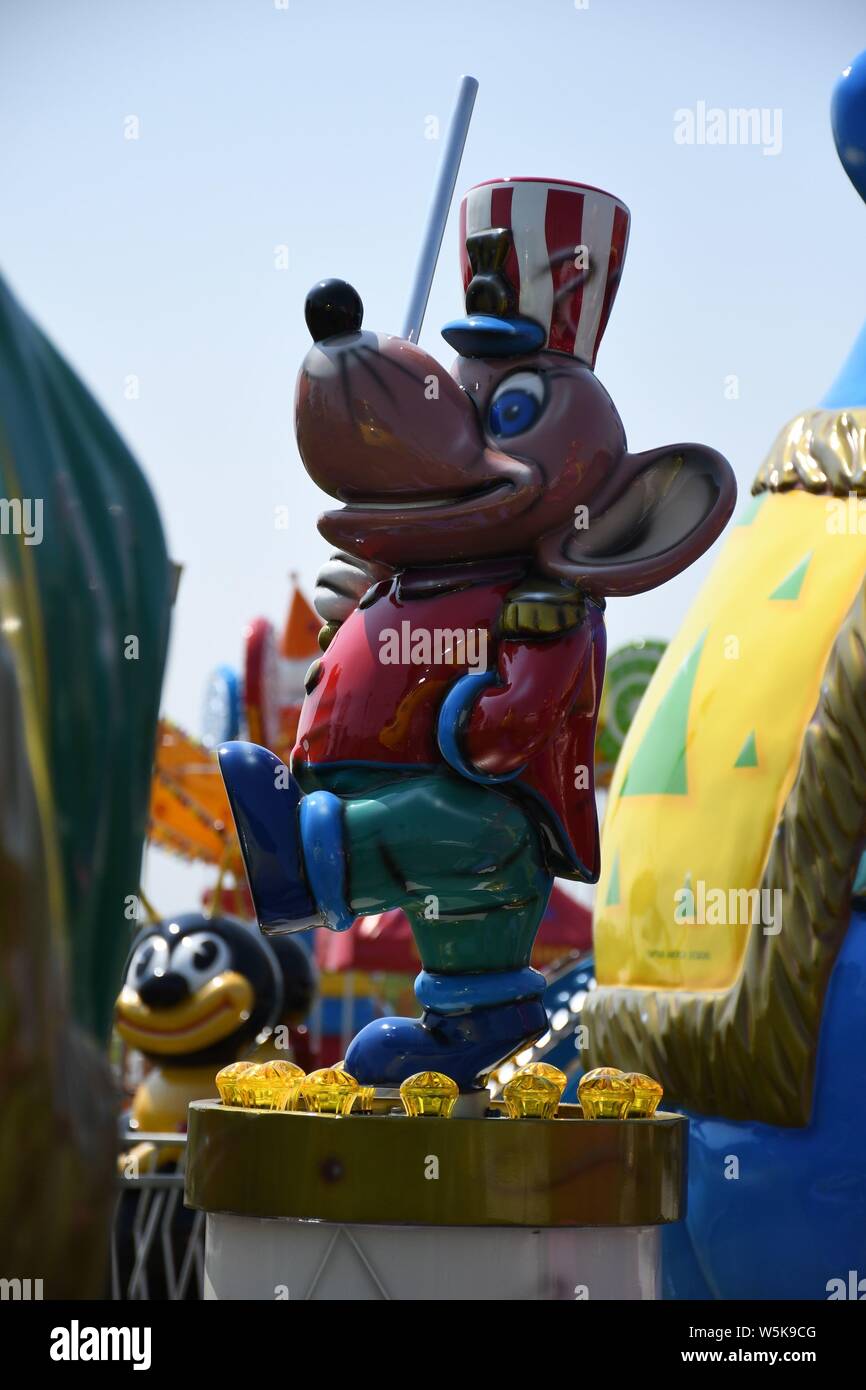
[{"xmin": 441, "ymin": 314, "xmax": 546, "ymax": 358}]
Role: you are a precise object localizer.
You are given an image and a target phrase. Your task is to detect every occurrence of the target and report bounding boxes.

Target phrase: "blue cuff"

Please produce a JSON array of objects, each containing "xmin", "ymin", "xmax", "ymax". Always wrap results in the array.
[
  {"xmin": 415, "ymin": 966, "xmax": 547, "ymax": 1014},
  {"xmin": 436, "ymin": 671, "xmax": 526, "ymax": 785},
  {"xmin": 298, "ymin": 791, "xmax": 355, "ymax": 932}
]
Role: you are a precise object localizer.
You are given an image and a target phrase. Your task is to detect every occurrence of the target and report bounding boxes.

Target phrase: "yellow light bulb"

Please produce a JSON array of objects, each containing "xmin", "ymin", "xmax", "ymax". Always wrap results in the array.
[
  {"xmin": 502, "ymin": 1070, "xmax": 561, "ymax": 1120},
  {"xmin": 236, "ymin": 1063, "xmax": 268, "ymax": 1108},
  {"xmin": 578, "ymin": 1066, "xmax": 635, "ymax": 1120},
  {"xmin": 623, "ymin": 1072, "xmax": 664, "ymax": 1118},
  {"xmin": 260, "ymin": 1059, "xmax": 306, "ymax": 1111},
  {"xmin": 298, "ymin": 1067, "xmax": 360, "ymax": 1116},
  {"xmin": 519, "ymin": 1061, "xmax": 567, "ymax": 1095},
  {"xmin": 399, "ymin": 1071, "xmax": 459, "ymax": 1118},
  {"xmin": 228, "ymin": 1060, "xmax": 304, "ymax": 1110},
  {"xmin": 215, "ymin": 1061, "xmax": 256, "ymax": 1106}
]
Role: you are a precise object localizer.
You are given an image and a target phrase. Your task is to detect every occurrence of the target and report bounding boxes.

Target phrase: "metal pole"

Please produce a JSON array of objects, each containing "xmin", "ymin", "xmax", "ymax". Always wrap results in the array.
[{"xmin": 402, "ymin": 75, "xmax": 479, "ymax": 343}]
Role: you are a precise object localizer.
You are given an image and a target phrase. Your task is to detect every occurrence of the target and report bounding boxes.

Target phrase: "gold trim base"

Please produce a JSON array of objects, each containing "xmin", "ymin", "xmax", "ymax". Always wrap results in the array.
[{"xmin": 185, "ymin": 1101, "xmax": 686, "ymax": 1228}]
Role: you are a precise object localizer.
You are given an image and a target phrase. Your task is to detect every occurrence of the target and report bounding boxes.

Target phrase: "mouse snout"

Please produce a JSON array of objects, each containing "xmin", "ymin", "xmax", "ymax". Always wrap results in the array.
[
  {"xmin": 296, "ymin": 327, "xmax": 488, "ymax": 505},
  {"xmin": 304, "ymin": 279, "xmax": 364, "ymax": 342}
]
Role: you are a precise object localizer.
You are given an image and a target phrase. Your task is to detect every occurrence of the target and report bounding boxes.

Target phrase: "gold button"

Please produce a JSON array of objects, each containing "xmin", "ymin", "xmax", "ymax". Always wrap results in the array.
[
  {"xmin": 399, "ymin": 1071, "xmax": 459, "ymax": 1118},
  {"xmin": 299, "ymin": 1067, "xmax": 361, "ymax": 1116},
  {"xmin": 215, "ymin": 1061, "xmax": 256, "ymax": 1106},
  {"xmin": 503, "ymin": 1070, "xmax": 561, "ymax": 1120},
  {"xmin": 623, "ymin": 1072, "xmax": 664, "ymax": 1118},
  {"xmin": 578, "ymin": 1067, "xmax": 635, "ymax": 1120}
]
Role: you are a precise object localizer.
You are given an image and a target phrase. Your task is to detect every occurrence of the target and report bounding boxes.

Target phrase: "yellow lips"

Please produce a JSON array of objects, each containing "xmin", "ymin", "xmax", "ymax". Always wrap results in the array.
[{"xmin": 115, "ymin": 971, "xmax": 254, "ymax": 1055}]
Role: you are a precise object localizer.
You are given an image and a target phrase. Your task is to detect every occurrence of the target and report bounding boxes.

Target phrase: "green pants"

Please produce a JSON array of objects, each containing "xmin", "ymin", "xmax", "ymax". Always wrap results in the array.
[{"xmin": 294, "ymin": 765, "xmax": 552, "ymax": 973}]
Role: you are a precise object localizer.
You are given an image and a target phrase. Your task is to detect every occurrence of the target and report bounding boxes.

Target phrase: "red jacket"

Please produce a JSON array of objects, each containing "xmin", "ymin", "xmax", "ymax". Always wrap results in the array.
[{"xmin": 292, "ymin": 566, "xmax": 604, "ymax": 881}]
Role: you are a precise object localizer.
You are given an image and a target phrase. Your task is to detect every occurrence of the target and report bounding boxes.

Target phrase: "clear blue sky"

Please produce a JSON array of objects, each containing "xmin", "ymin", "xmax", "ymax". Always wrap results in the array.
[{"xmin": 2, "ymin": 0, "xmax": 864, "ymax": 911}]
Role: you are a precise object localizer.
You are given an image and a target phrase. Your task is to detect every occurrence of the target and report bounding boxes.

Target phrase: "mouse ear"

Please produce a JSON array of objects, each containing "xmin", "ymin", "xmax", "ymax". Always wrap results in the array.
[{"xmin": 537, "ymin": 444, "xmax": 736, "ymax": 597}]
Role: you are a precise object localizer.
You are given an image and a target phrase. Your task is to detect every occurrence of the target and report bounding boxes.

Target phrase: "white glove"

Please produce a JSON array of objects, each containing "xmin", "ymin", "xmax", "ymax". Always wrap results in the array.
[{"xmin": 314, "ymin": 552, "xmax": 387, "ymax": 625}]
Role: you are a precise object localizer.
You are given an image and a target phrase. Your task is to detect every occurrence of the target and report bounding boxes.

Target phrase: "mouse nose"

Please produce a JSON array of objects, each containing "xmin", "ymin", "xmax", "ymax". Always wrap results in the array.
[
  {"xmin": 138, "ymin": 970, "xmax": 189, "ymax": 1009},
  {"xmin": 304, "ymin": 279, "xmax": 363, "ymax": 342}
]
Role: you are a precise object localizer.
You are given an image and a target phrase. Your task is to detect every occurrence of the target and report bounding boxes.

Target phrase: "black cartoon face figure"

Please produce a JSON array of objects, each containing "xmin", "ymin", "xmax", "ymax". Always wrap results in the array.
[{"xmin": 115, "ymin": 913, "xmax": 283, "ymax": 1068}]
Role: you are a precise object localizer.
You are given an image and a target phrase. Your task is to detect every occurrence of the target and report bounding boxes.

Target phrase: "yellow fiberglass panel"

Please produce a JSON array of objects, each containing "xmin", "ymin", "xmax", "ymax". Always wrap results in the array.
[{"xmin": 595, "ymin": 489, "xmax": 866, "ymax": 990}]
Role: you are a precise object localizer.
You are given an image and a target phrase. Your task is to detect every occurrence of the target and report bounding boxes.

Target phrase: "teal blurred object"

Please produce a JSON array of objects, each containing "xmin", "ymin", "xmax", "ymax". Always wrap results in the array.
[{"xmin": 0, "ymin": 272, "xmax": 172, "ymax": 1041}]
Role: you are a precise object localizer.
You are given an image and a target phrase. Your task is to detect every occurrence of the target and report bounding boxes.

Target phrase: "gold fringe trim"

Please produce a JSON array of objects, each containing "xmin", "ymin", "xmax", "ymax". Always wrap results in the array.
[{"xmin": 752, "ymin": 408, "xmax": 866, "ymax": 497}]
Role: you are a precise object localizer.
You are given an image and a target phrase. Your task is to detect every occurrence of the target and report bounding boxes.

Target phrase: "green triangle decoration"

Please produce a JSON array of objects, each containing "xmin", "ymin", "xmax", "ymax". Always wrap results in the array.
[
  {"xmin": 620, "ymin": 633, "xmax": 706, "ymax": 796},
  {"xmin": 606, "ymin": 852, "xmax": 621, "ymax": 906},
  {"xmin": 736, "ymin": 493, "xmax": 767, "ymax": 527},
  {"xmin": 769, "ymin": 552, "xmax": 812, "ymax": 601},
  {"xmin": 734, "ymin": 730, "xmax": 758, "ymax": 768}
]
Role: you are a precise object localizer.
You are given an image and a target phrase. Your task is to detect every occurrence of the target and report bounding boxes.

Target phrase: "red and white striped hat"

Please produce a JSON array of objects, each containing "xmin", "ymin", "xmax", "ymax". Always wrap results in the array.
[{"xmin": 454, "ymin": 177, "xmax": 630, "ymax": 367}]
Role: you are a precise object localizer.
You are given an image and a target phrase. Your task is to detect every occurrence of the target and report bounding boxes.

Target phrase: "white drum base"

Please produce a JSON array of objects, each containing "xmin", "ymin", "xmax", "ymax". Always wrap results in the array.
[{"xmin": 204, "ymin": 1213, "xmax": 661, "ymax": 1301}]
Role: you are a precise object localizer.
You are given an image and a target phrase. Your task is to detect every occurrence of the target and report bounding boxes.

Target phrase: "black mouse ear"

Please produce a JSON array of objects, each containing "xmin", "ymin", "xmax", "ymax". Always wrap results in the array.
[{"xmin": 537, "ymin": 444, "xmax": 737, "ymax": 597}]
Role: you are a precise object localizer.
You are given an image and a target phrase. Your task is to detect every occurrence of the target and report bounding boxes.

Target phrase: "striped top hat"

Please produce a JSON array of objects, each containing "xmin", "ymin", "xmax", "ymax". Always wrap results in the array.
[{"xmin": 442, "ymin": 177, "xmax": 630, "ymax": 365}]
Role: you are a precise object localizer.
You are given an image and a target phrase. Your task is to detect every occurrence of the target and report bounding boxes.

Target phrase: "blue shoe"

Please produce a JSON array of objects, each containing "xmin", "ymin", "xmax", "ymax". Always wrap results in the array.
[
  {"xmin": 344, "ymin": 997, "xmax": 549, "ymax": 1091},
  {"xmin": 218, "ymin": 741, "xmax": 319, "ymax": 933}
]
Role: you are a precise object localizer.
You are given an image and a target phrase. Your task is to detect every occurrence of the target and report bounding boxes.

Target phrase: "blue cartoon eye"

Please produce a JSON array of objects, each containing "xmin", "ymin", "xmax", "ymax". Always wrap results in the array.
[{"xmin": 487, "ymin": 372, "xmax": 546, "ymax": 438}]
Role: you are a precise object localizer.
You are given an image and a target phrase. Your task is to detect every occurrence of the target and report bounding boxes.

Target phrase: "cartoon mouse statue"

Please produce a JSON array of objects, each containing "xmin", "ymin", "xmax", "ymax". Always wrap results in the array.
[{"xmin": 219, "ymin": 178, "xmax": 736, "ymax": 1091}]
